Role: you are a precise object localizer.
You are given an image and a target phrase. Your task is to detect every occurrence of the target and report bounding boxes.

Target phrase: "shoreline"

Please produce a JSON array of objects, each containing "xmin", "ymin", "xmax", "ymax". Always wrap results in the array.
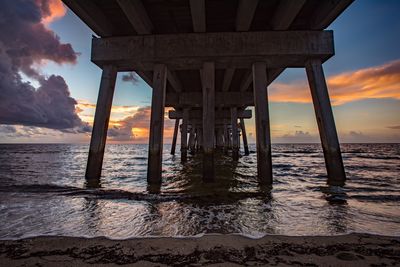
[{"xmin": 1, "ymin": 233, "xmax": 399, "ymax": 266}]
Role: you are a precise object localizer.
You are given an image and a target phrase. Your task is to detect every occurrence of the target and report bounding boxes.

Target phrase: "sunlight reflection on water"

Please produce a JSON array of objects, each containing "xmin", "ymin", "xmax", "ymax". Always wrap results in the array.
[{"xmin": 0, "ymin": 143, "xmax": 399, "ymax": 239}]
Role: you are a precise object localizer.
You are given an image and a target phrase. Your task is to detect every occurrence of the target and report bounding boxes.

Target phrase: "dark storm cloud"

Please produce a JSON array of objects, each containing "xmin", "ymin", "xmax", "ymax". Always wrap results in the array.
[
  {"xmin": 0, "ymin": 125, "xmax": 17, "ymax": 134},
  {"xmin": 121, "ymin": 72, "xmax": 140, "ymax": 84},
  {"xmin": 0, "ymin": 0, "xmax": 89, "ymax": 131}
]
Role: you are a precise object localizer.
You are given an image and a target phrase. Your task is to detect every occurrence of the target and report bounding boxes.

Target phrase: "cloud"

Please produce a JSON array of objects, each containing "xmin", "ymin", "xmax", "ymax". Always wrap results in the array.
[
  {"xmin": 121, "ymin": 72, "xmax": 140, "ymax": 84},
  {"xmin": 106, "ymin": 106, "xmax": 175, "ymax": 143},
  {"xmin": 0, "ymin": 124, "xmax": 92, "ymax": 143},
  {"xmin": 40, "ymin": 0, "xmax": 67, "ymax": 25},
  {"xmin": 106, "ymin": 106, "xmax": 151, "ymax": 142},
  {"xmin": 387, "ymin": 125, "xmax": 400, "ymax": 130},
  {"xmin": 0, "ymin": 0, "xmax": 88, "ymax": 131},
  {"xmin": 0, "ymin": 75, "xmax": 85, "ymax": 130},
  {"xmin": 273, "ymin": 131, "xmax": 319, "ymax": 143},
  {"xmin": 76, "ymin": 100, "xmax": 141, "ymax": 123},
  {"xmin": 33, "ymin": 99, "xmax": 176, "ymax": 143},
  {"xmin": 269, "ymin": 60, "xmax": 400, "ymax": 105},
  {"xmin": 0, "ymin": 125, "xmax": 17, "ymax": 134},
  {"xmin": 339, "ymin": 131, "xmax": 385, "ymax": 143}
]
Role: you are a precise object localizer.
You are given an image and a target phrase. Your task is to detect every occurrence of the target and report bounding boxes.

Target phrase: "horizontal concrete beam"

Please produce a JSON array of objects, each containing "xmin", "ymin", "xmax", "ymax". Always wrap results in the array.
[
  {"xmin": 165, "ymin": 92, "xmax": 254, "ymax": 107},
  {"xmin": 169, "ymin": 109, "xmax": 252, "ymax": 119},
  {"xmin": 92, "ymin": 31, "xmax": 334, "ymax": 71},
  {"xmin": 183, "ymin": 121, "xmax": 242, "ymax": 128}
]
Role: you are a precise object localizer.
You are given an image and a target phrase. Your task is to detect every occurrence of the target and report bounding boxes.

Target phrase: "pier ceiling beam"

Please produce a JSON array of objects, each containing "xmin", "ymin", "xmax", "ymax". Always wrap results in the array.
[
  {"xmin": 311, "ymin": 0, "xmax": 354, "ymax": 30},
  {"xmin": 223, "ymin": 0, "xmax": 259, "ymax": 92},
  {"xmin": 116, "ymin": 0, "xmax": 153, "ymax": 35},
  {"xmin": 91, "ymin": 31, "xmax": 334, "ymax": 71},
  {"xmin": 236, "ymin": 0, "xmax": 259, "ymax": 31},
  {"xmin": 166, "ymin": 92, "xmax": 254, "ymax": 108},
  {"xmin": 62, "ymin": 0, "xmax": 113, "ymax": 37},
  {"xmin": 115, "ymin": 0, "xmax": 182, "ymax": 93},
  {"xmin": 189, "ymin": 0, "xmax": 206, "ymax": 33},
  {"xmin": 271, "ymin": 0, "xmax": 306, "ymax": 30},
  {"xmin": 169, "ymin": 109, "xmax": 252, "ymax": 120}
]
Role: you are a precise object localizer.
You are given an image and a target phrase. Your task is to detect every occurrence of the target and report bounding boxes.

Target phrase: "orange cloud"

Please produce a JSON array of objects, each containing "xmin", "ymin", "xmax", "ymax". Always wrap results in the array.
[
  {"xmin": 269, "ymin": 60, "xmax": 400, "ymax": 105},
  {"xmin": 41, "ymin": 0, "xmax": 67, "ymax": 25},
  {"xmin": 76, "ymin": 101, "xmax": 175, "ymax": 143},
  {"xmin": 76, "ymin": 100, "xmax": 142, "ymax": 123},
  {"xmin": 107, "ymin": 106, "xmax": 175, "ymax": 143}
]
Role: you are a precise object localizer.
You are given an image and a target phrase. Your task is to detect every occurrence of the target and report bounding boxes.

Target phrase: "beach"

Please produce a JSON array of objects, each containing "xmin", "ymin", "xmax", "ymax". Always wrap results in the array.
[{"xmin": 1, "ymin": 233, "xmax": 399, "ymax": 266}]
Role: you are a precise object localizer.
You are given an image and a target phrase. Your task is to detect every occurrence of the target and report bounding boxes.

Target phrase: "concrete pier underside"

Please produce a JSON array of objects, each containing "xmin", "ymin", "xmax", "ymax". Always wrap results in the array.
[{"xmin": 63, "ymin": 0, "xmax": 352, "ymax": 187}]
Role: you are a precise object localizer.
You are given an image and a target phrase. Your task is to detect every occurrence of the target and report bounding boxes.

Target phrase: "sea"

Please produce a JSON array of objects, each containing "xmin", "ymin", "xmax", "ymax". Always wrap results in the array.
[{"xmin": 0, "ymin": 143, "xmax": 399, "ymax": 239}]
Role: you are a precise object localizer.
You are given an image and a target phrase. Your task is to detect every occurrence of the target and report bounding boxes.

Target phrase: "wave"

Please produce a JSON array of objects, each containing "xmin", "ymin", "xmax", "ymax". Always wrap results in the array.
[{"xmin": 0, "ymin": 184, "xmax": 272, "ymax": 203}]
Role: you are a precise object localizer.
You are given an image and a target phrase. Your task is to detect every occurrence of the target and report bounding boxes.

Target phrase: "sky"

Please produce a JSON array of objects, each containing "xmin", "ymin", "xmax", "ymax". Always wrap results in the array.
[{"xmin": 0, "ymin": 0, "xmax": 399, "ymax": 144}]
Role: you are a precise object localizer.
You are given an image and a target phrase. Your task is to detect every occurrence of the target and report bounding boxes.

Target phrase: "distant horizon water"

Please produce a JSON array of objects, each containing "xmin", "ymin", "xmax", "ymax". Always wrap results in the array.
[{"xmin": 0, "ymin": 143, "xmax": 399, "ymax": 239}]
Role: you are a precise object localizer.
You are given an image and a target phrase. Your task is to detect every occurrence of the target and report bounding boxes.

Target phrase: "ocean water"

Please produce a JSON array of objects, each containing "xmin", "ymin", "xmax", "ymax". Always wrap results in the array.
[{"xmin": 0, "ymin": 143, "xmax": 399, "ymax": 239}]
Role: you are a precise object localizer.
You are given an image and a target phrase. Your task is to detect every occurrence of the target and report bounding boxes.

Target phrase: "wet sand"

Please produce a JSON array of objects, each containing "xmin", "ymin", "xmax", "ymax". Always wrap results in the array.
[{"xmin": 0, "ymin": 233, "xmax": 399, "ymax": 266}]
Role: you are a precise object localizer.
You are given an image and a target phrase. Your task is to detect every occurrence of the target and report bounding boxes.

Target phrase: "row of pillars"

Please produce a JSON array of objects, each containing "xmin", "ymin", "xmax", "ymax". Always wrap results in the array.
[
  {"xmin": 85, "ymin": 60, "xmax": 346, "ymax": 188},
  {"xmin": 170, "ymin": 116, "xmax": 250, "ymax": 160}
]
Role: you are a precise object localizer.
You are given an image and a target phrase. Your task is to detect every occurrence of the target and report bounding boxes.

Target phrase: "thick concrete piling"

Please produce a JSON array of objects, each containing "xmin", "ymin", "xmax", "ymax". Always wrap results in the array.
[
  {"xmin": 170, "ymin": 118, "xmax": 180, "ymax": 155},
  {"xmin": 189, "ymin": 126, "xmax": 196, "ymax": 154},
  {"xmin": 86, "ymin": 65, "xmax": 117, "ymax": 181},
  {"xmin": 147, "ymin": 64, "xmax": 167, "ymax": 185},
  {"xmin": 197, "ymin": 127, "xmax": 203, "ymax": 151},
  {"xmin": 306, "ymin": 59, "xmax": 346, "ymax": 186},
  {"xmin": 202, "ymin": 62, "xmax": 215, "ymax": 182},
  {"xmin": 181, "ymin": 108, "xmax": 189, "ymax": 162},
  {"xmin": 231, "ymin": 107, "xmax": 239, "ymax": 161},
  {"xmin": 222, "ymin": 121, "xmax": 229, "ymax": 154},
  {"xmin": 216, "ymin": 127, "xmax": 224, "ymax": 150},
  {"xmin": 240, "ymin": 118, "xmax": 250, "ymax": 155},
  {"xmin": 252, "ymin": 62, "xmax": 273, "ymax": 185}
]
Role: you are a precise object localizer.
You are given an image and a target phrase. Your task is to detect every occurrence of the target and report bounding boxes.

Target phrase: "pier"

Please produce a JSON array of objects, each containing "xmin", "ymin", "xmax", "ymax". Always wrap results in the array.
[{"xmin": 63, "ymin": 0, "xmax": 352, "ymax": 187}]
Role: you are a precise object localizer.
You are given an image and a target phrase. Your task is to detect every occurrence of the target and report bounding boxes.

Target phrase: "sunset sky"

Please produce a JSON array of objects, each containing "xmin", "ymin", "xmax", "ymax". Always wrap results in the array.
[{"xmin": 0, "ymin": 0, "xmax": 399, "ymax": 144}]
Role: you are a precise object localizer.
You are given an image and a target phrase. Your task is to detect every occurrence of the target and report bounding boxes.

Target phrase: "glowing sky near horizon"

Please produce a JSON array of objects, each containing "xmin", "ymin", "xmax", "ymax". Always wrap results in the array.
[{"xmin": 0, "ymin": 0, "xmax": 399, "ymax": 143}]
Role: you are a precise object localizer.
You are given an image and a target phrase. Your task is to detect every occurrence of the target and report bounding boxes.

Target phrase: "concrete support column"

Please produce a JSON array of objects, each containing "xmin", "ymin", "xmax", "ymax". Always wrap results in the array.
[
  {"xmin": 225, "ymin": 123, "xmax": 231, "ymax": 150},
  {"xmin": 194, "ymin": 128, "xmax": 199, "ymax": 151},
  {"xmin": 216, "ymin": 127, "xmax": 224, "ymax": 149},
  {"xmin": 305, "ymin": 59, "xmax": 346, "ymax": 186},
  {"xmin": 147, "ymin": 64, "xmax": 167, "ymax": 185},
  {"xmin": 202, "ymin": 62, "xmax": 215, "ymax": 182},
  {"xmin": 252, "ymin": 62, "xmax": 273, "ymax": 185},
  {"xmin": 189, "ymin": 126, "xmax": 196, "ymax": 154},
  {"xmin": 86, "ymin": 65, "xmax": 117, "ymax": 181},
  {"xmin": 223, "ymin": 122, "xmax": 229, "ymax": 153},
  {"xmin": 170, "ymin": 118, "xmax": 180, "ymax": 155},
  {"xmin": 197, "ymin": 127, "xmax": 203, "ymax": 151},
  {"xmin": 231, "ymin": 107, "xmax": 239, "ymax": 161},
  {"xmin": 181, "ymin": 108, "xmax": 189, "ymax": 162},
  {"xmin": 240, "ymin": 118, "xmax": 250, "ymax": 155}
]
